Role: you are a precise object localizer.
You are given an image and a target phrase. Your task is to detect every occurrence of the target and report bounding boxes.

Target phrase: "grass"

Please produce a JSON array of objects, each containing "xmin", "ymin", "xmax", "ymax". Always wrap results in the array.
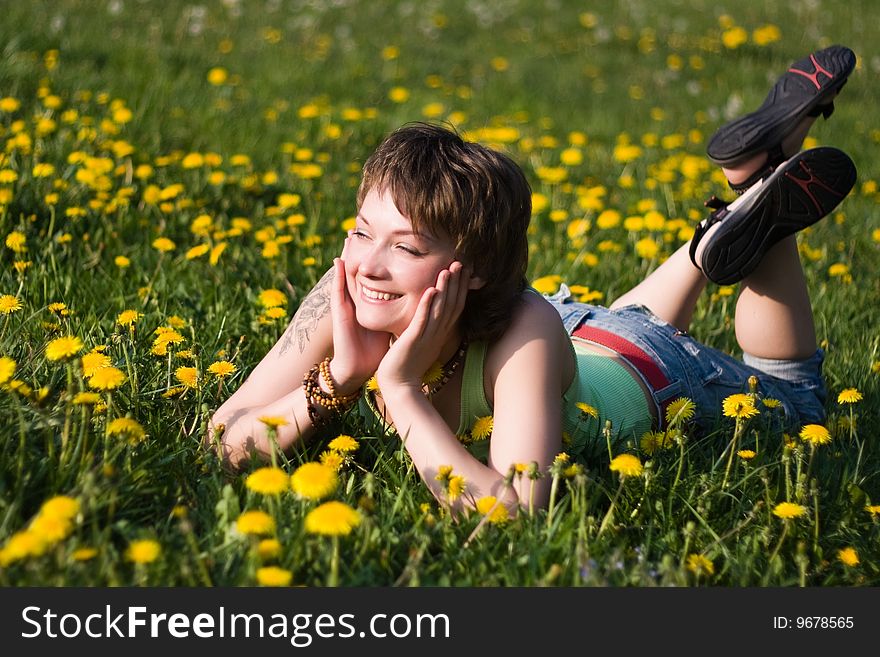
[{"xmin": 0, "ymin": 0, "xmax": 878, "ymax": 586}]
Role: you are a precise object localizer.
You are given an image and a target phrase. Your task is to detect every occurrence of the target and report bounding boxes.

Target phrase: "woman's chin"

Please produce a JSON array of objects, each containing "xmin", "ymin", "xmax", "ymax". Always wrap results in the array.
[{"xmin": 354, "ymin": 309, "xmax": 405, "ymax": 335}]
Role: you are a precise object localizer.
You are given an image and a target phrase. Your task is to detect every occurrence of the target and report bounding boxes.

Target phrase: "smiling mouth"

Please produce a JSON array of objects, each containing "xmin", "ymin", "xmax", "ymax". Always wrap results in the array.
[{"xmin": 361, "ymin": 286, "xmax": 402, "ymax": 301}]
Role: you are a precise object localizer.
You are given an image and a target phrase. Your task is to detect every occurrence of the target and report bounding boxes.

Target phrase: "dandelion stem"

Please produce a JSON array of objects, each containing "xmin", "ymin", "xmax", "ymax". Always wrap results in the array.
[
  {"xmin": 329, "ymin": 535, "xmax": 340, "ymax": 587},
  {"xmin": 603, "ymin": 420, "xmax": 613, "ymax": 463},
  {"xmin": 597, "ymin": 478, "xmax": 624, "ymax": 538},
  {"xmin": 721, "ymin": 419, "xmax": 743, "ymax": 489},
  {"xmin": 766, "ymin": 521, "xmax": 790, "ymax": 576},
  {"xmin": 546, "ymin": 473, "xmax": 560, "ymax": 529},
  {"xmin": 672, "ymin": 433, "xmax": 686, "ymax": 492}
]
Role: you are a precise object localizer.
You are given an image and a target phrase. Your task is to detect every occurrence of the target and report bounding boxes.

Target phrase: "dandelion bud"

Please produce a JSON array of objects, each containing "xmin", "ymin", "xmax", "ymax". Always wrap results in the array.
[{"xmin": 748, "ymin": 375, "xmax": 759, "ymax": 394}]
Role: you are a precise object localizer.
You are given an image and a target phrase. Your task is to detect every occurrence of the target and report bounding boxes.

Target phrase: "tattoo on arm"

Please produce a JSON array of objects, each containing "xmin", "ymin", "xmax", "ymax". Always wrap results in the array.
[{"xmin": 280, "ymin": 267, "xmax": 334, "ymax": 356}]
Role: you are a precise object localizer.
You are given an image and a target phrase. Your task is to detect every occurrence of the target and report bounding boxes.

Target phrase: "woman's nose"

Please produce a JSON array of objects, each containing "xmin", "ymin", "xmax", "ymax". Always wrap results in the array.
[{"xmin": 358, "ymin": 244, "xmax": 387, "ymax": 276}]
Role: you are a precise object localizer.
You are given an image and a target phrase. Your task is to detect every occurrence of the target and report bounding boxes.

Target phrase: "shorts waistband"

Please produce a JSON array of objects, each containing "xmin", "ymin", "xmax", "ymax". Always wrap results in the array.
[{"xmin": 572, "ymin": 324, "xmax": 671, "ymax": 425}]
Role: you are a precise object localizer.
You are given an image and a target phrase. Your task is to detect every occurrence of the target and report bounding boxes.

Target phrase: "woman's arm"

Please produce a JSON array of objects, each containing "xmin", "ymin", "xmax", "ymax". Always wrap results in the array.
[
  {"xmin": 207, "ymin": 267, "xmax": 337, "ymax": 464},
  {"xmin": 209, "ymin": 252, "xmax": 393, "ymax": 468},
  {"xmin": 376, "ymin": 266, "xmax": 566, "ymax": 511},
  {"xmin": 483, "ymin": 294, "xmax": 567, "ymax": 508}
]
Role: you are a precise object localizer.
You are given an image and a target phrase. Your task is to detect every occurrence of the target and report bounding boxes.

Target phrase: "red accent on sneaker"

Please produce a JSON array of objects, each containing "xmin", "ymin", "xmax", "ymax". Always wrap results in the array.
[
  {"xmin": 788, "ymin": 54, "xmax": 835, "ymax": 90},
  {"xmin": 783, "ymin": 161, "xmax": 844, "ymax": 212}
]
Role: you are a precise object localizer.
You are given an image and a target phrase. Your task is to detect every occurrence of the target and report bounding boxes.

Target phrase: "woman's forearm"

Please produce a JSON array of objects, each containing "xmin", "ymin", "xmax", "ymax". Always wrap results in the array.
[
  {"xmin": 215, "ymin": 384, "xmax": 342, "ymax": 468},
  {"xmin": 379, "ymin": 385, "xmax": 520, "ymax": 510}
]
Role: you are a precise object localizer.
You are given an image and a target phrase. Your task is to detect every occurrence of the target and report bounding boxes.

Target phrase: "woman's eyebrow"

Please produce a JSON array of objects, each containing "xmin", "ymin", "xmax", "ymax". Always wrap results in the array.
[{"xmin": 357, "ymin": 213, "xmax": 434, "ymax": 242}]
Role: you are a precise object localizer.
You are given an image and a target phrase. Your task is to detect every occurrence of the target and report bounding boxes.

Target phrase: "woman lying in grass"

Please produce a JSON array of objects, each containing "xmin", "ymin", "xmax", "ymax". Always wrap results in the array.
[{"xmin": 208, "ymin": 45, "xmax": 857, "ymax": 512}]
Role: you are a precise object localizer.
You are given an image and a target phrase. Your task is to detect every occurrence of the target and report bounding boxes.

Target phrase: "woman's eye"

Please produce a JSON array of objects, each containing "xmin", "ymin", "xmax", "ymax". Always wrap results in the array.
[
  {"xmin": 352, "ymin": 230, "xmax": 369, "ymax": 239},
  {"xmin": 397, "ymin": 244, "xmax": 422, "ymax": 256}
]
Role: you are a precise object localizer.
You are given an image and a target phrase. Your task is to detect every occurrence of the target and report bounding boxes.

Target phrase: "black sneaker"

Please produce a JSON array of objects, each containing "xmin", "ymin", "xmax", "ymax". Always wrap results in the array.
[
  {"xmin": 690, "ymin": 147, "xmax": 856, "ymax": 285},
  {"xmin": 707, "ymin": 45, "xmax": 856, "ymax": 168}
]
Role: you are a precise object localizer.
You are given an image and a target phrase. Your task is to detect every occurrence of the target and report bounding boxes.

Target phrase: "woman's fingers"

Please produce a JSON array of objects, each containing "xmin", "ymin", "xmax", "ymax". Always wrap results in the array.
[{"xmin": 451, "ymin": 264, "xmax": 470, "ymax": 324}]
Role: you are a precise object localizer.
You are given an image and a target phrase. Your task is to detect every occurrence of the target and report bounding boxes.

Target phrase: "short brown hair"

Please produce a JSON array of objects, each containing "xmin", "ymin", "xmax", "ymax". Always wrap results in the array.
[{"xmin": 357, "ymin": 123, "xmax": 532, "ymax": 342}]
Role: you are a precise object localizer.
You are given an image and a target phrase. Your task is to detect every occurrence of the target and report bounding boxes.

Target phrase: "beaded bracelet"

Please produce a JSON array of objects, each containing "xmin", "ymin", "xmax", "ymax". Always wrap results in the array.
[{"xmin": 302, "ymin": 359, "xmax": 360, "ymax": 428}]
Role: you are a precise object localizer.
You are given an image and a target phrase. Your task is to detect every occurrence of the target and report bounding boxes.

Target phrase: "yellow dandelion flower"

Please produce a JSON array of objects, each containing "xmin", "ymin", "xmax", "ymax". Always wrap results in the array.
[
  {"xmin": 319, "ymin": 450, "xmax": 344, "ymax": 471},
  {"xmin": 46, "ymin": 335, "xmax": 84, "ymax": 361},
  {"xmin": 762, "ymin": 398, "xmax": 782, "ymax": 409},
  {"xmin": 186, "ymin": 244, "xmax": 210, "ymax": 260},
  {"xmin": 258, "ymin": 415, "xmax": 288, "ymax": 429},
  {"xmin": 0, "ymin": 530, "xmax": 48, "ymax": 566},
  {"xmin": 737, "ymin": 449, "xmax": 756, "ymax": 460},
  {"xmin": 0, "ymin": 97, "xmax": 21, "ymax": 112},
  {"xmin": 435, "ymin": 465, "xmax": 454, "ymax": 481},
  {"xmin": 114, "ymin": 255, "xmax": 131, "ymax": 268},
  {"xmin": 722, "ymin": 393, "xmax": 759, "ymax": 419},
  {"xmin": 686, "ymin": 554, "xmax": 715, "ymax": 576},
  {"xmin": 864, "ymin": 505, "xmax": 880, "ymax": 516},
  {"xmin": 290, "ymin": 462, "xmax": 338, "ymax": 500},
  {"xmin": 470, "ymin": 415, "xmax": 493, "ymax": 441},
  {"xmin": 71, "ymin": 392, "xmax": 100, "ymax": 405},
  {"xmin": 30, "ymin": 515, "xmax": 73, "ymax": 543},
  {"xmin": 327, "ymin": 434, "xmax": 359, "ymax": 453},
  {"xmin": 81, "ymin": 350, "xmax": 111, "ymax": 377},
  {"xmin": 152, "ymin": 237, "xmax": 176, "ymax": 252},
  {"xmin": 207, "ymin": 360, "xmax": 236, "ymax": 378},
  {"xmin": 72, "ymin": 547, "xmax": 98, "ymax": 562},
  {"xmin": 475, "ymin": 496, "xmax": 509, "ymax": 523},
  {"xmin": 530, "ymin": 274, "xmax": 562, "ymax": 295},
  {"xmin": 106, "ymin": 417, "xmax": 147, "ymax": 444},
  {"xmin": 576, "ymin": 402, "xmax": 599, "ymax": 420},
  {"xmin": 304, "ymin": 501, "xmax": 361, "ymax": 536},
  {"xmin": 5, "ymin": 231, "xmax": 27, "ymax": 252},
  {"xmin": 246, "ymin": 467, "xmax": 289, "ymax": 495},
  {"xmin": 721, "ymin": 26, "xmax": 748, "ymax": 49},
  {"xmin": 257, "ymin": 538, "xmax": 282, "ymax": 560},
  {"xmin": 447, "ymin": 475, "xmax": 466, "ymax": 502},
  {"xmin": 125, "ymin": 539, "xmax": 161, "ymax": 564},
  {"xmin": 609, "ymin": 453, "xmax": 643, "ymax": 478},
  {"xmin": 258, "ymin": 288, "xmax": 287, "ymax": 308},
  {"xmin": 421, "ymin": 361, "xmax": 444, "ymax": 388},
  {"xmin": 772, "ymin": 502, "xmax": 807, "ymax": 520},
  {"xmin": 837, "ymin": 547, "xmax": 859, "ymax": 567},
  {"xmin": 837, "ymin": 388, "xmax": 863, "ymax": 405},
  {"xmin": 40, "ymin": 495, "xmax": 80, "ymax": 521},
  {"xmin": 799, "ymin": 424, "xmax": 831, "ymax": 446},
  {"xmin": 236, "ymin": 510, "xmax": 276, "ymax": 536},
  {"xmin": 207, "ymin": 67, "xmax": 228, "ymax": 85},
  {"xmin": 0, "ymin": 356, "xmax": 16, "ymax": 385},
  {"xmin": 87, "ymin": 366, "xmax": 126, "ymax": 390},
  {"xmin": 116, "ymin": 309, "xmax": 143, "ymax": 327},
  {"xmin": 256, "ymin": 565, "xmax": 292, "ymax": 587},
  {"xmin": 639, "ymin": 431, "xmax": 663, "ymax": 456},
  {"xmin": 263, "ymin": 307, "xmax": 287, "ymax": 321},
  {"xmin": 174, "ymin": 366, "xmax": 199, "ymax": 389},
  {"xmin": 665, "ymin": 397, "xmax": 695, "ymax": 425},
  {"xmin": 388, "ymin": 86, "xmax": 410, "ymax": 103}
]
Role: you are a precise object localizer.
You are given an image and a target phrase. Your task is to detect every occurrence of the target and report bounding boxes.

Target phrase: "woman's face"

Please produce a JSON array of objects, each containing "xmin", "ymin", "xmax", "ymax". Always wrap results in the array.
[{"xmin": 343, "ymin": 188, "xmax": 457, "ymax": 337}]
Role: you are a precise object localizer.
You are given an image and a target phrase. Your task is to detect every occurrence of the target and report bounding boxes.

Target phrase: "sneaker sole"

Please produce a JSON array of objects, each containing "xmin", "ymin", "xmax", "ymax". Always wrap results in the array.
[
  {"xmin": 700, "ymin": 147, "xmax": 856, "ymax": 285},
  {"xmin": 707, "ymin": 45, "xmax": 856, "ymax": 167}
]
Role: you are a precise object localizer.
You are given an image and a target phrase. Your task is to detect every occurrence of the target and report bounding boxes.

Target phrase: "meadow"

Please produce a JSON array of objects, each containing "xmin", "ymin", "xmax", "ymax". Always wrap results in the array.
[{"xmin": 0, "ymin": 0, "xmax": 878, "ymax": 586}]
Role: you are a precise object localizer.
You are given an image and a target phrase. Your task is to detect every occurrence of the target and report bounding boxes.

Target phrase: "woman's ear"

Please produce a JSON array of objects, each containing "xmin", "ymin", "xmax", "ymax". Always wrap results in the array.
[{"xmin": 468, "ymin": 275, "xmax": 487, "ymax": 290}]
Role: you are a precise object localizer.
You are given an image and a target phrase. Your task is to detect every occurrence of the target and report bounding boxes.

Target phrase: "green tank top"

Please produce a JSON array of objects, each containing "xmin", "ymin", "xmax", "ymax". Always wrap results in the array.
[{"xmin": 357, "ymin": 337, "xmax": 653, "ymax": 460}]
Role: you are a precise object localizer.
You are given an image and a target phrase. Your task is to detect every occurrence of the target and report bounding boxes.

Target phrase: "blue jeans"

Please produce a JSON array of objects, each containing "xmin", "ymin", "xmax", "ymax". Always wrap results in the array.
[{"xmin": 545, "ymin": 285, "xmax": 827, "ymax": 432}]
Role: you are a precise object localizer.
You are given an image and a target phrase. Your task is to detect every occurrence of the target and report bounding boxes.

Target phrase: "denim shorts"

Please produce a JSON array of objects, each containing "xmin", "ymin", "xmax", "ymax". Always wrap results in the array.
[{"xmin": 545, "ymin": 285, "xmax": 827, "ymax": 432}]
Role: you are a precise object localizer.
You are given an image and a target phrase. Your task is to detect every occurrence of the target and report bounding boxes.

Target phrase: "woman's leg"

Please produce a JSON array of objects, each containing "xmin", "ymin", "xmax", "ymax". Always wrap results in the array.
[
  {"xmin": 609, "ymin": 245, "xmax": 706, "ymax": 332},
  {"xmin": 733, "ymin": 236, "xmax": 816, "ymax": 359},
  {"xmin": 722, "ymin": 116, "xmax": 825, "ymax": 360}
]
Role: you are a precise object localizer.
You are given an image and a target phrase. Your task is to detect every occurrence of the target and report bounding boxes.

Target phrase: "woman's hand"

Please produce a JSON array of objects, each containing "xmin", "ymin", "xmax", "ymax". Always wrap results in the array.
[
  {"xmin": 328, "ymin": 246, "xmax": 392, "ymax": 394},
  {"xmin": 376, "ymin": 261, "xmax": 471, "ymax": 394}
]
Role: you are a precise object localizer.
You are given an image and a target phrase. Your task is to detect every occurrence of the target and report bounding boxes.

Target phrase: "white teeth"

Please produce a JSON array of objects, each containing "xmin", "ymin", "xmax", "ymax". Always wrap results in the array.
[{"xmin": 363, "ymin": 287, "xmax": 401, "ymax": 301}]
